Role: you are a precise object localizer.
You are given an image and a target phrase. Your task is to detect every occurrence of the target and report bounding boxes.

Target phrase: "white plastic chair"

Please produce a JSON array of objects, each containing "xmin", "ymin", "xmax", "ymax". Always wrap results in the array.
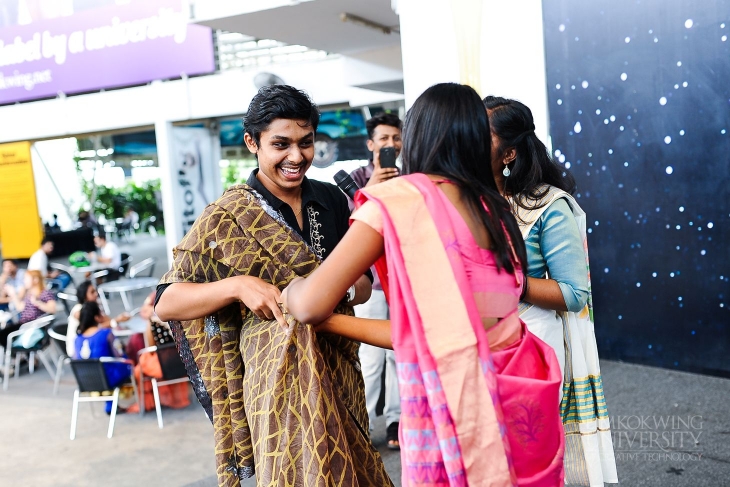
[{"xmin": 2, "ymin": 315, "xmax": 55, "ymax": 391}]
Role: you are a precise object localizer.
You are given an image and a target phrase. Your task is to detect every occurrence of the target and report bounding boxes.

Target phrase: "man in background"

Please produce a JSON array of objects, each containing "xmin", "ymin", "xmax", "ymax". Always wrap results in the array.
[
  {"xmin": 90, "ymin": 232, "xmax": 122, "ymax": 281},
  {"xmin": 28, "ymin": 237, "xmax": 71, "ymax": 289},
  {"xmin": 349, "ymin": 112, "xmax": 403, "ymax": 450},
  {"xmin": 0, "ymin": 259, "xmax": 25, "ymax": 311}
]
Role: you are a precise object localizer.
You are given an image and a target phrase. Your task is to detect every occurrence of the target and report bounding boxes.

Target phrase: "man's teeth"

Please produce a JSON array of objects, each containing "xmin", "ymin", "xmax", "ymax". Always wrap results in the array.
[{"xmin": 281, "ymin": 167, "xmax": 299, "ymax": 174}]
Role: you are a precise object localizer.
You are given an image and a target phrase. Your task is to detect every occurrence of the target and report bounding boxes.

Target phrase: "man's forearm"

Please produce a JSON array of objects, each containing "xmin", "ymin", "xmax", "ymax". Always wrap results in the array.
[{"xmin": 155, "ymin": 280, "xmax": 240, "ymax": 322}]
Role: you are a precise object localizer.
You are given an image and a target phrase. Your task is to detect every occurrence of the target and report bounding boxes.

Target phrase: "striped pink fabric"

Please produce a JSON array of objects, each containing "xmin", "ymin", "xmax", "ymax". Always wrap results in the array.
[{"xmin": 354, "ymin": 174, "xmax": 564, "ymax": 486}]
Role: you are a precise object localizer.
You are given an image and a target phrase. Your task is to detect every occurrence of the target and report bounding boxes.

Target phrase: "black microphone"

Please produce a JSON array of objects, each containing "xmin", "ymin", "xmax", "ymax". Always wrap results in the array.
[{"xmin": 333, "ymin": 170, "xmax": 360, "ymax": 200}]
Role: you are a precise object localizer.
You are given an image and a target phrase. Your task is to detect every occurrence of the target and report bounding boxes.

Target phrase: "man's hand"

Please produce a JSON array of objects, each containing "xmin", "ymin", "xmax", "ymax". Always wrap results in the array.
[
  {"xmin": 366, "ymin": 157, "xmax": 399, "ymax": 187},
  {"xmin": 4, "ymin": 285, "xmax": 16, "ymax": 299},
  {"xmin": 235, "ymin": 275, "xmax": 285, "ymax": 326}
]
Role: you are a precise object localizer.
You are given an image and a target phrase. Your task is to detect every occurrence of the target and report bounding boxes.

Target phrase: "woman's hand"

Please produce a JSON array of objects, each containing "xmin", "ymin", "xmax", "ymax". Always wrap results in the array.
[
  {"xmin": 29, "ymin": 296, "xmax": 56, "ymax": 315},
  {"xmin": 285, "ymin": 221, "xmax": 384, "ymax": 325},
  {"xmin": 280, "ymin": 277, "xmax": 303, "ymax": 312},
  {"xmin": 115, "ymin": 312, "xmax": 131, "ymax": 323}
]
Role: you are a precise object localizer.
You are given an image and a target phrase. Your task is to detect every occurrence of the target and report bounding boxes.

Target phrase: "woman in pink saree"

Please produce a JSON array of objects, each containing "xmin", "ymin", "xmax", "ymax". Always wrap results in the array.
[{"xmin": 283, "ymin": 83, "xmax": 564, "ymax": 486}]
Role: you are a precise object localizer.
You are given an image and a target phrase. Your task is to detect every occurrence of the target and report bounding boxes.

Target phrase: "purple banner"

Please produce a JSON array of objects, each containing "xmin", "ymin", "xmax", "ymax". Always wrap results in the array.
[{"xmin": 0, "ymin": 0, "xmax": 215, "ymax": 105}]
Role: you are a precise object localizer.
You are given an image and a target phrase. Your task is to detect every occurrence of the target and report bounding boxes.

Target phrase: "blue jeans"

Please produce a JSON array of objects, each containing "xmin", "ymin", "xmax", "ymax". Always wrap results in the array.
[{"xmin": 48, "ymin": 273, "xmax": 72, "ymax": 290}]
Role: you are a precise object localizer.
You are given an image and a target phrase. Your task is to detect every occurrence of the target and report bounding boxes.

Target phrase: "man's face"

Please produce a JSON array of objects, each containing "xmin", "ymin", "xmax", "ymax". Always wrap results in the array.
[
  {"xmin": 2, "ymin": 260, "xmax": 17, "ymax": 276},
  {"xmin": 42, "ymin": 241, "xmax": 54, "ymax": 254},
  {"xmin": 245, "ymin": 118, "xmax": 315, "ymax": 195},
  {"xmin": 366, "ymin": 124, "xmax": 402, "ymax": 162},
  {"xmin": 93, "ymin": 237, "xmax": 104, "ymax": 248}
]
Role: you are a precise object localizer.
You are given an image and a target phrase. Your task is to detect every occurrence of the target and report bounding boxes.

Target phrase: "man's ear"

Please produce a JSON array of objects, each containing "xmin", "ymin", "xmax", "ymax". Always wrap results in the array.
[
  {"xmin": 366, "ymin": 138, "xmax": 375, "ymax": 153},
  {"xmin": 244, "ymin": 133, "xmax": 258, "ymax": 154}
]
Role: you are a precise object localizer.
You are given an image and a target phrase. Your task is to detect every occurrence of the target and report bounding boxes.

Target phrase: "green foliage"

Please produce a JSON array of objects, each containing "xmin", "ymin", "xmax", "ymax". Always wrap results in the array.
[
  {"xmin": 90, "ymin": 180, "xmax": 163, "ymax": 224},
  {"xmin": 222, "ymin": 159, "xmax": 257, "ymax": 189},
  {"xmin": 223, "ymin": 163, "xmax": 240, "ymax": 189}
]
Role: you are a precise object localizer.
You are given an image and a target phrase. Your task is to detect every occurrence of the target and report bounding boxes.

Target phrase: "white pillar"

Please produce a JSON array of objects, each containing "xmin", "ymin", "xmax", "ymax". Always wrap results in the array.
[
  {"xmin": 396, "ymin": 0, "xmax": 550, "ymax": 142},
  {"xmin": 156, "ymin": 121, "xmax": 224, "ymax": 269},
  {"xmin": 154, "ymin": 119, "xmax": 179, "ymax": 268}
]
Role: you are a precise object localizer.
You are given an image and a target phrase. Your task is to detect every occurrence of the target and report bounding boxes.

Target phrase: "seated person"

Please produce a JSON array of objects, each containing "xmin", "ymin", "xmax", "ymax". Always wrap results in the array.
[
  {"xmin": 125, "ymin": 291, "xmax": 156, "ymax": 363},
  {"xmin": 1, "ymin": 270, "xmax": 56, "ymax": 348},
  {"xmin": 66, "ymin": 281, "xmax": 130, "ymax": 357},
  {"xmin": 0, "ymin": 259, "xmax": 25, "ymax": 312},
  {"xmin": 88, "ymin": 233, "xmax": 122, "ymax": 281},
  {"xmin": 74, "ymin": 301, "xmax": 132, "ymax": 413},
  {"xmin": 28, "ymin": 237, "xmax": 71, "ymax": 290},
  {"xmin": 77, "ymin": 210, "xmax": 98, "ymax": 230},
  {"xmin": 119, "ymin": 208, "xmax": 139, "ymax": 237},
  {"xmin": 126, "ymin": 291, "xmax": 191, "ymax": 413}
]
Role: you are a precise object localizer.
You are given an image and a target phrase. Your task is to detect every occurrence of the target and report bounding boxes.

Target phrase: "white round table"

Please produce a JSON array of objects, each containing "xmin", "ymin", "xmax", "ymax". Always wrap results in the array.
[
  {"xmin": 98, "ymin": 277, "xmax": 158, "ymax": 314},
  {"xmin": 112, "ymin": 315, "xmax": 149, "ymax": 338}
]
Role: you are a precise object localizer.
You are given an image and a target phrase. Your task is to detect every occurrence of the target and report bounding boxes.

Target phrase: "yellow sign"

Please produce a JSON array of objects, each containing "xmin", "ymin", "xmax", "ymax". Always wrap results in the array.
[{"xmin": 0, "ymin": 141, "xmax": 43, "ymax": 259}]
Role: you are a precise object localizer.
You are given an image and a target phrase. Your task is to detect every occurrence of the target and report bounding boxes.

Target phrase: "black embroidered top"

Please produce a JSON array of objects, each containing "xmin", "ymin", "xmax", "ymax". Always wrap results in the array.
[{"xmin": 246, "ymin": 169, "xmax": 351, "ymax": 262}]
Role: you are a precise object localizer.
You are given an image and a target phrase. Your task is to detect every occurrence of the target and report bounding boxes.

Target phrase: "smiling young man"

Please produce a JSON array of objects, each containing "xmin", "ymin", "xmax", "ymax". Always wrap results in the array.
[{"xmin": 155, "ymin": 85, "xmax": 390, "ymax": 487}]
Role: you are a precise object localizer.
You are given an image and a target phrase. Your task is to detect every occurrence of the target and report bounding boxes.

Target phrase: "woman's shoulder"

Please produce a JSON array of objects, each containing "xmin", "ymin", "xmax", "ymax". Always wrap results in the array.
[
  {"xmin": 80, "ymin": 327, "xmax": 111, "ymax": 339},
  {"xmin": 542, "ymin": 196, "xmax": 574, "ymax": 218},
  {"xmin": 39, "ymin": 289, "xmax": 55, "ymax": 301},
  {"xmin": 359, "ymin": 173, "xmax": 428, "ymax": 202}
]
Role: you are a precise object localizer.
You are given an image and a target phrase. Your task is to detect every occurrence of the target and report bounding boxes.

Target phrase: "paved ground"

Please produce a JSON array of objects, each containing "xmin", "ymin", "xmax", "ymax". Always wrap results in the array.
[{"xmin": 1, "ymin": 235, "xmax": 728, "ymax": 486}]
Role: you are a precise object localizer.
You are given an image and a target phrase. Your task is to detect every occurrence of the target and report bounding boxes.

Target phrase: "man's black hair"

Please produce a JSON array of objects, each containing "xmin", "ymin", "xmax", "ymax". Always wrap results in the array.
[
  {"xmin": 95, "ymin": 232, "xmax": 107, "ymax": 241},
  {"xmin": 41, "ymin": 236, "xmax": 53, "ymax": 245},
  {"xmin": 366, "ymin": 112, "xmax": 402, "ymax": 140},
  {"xmin": 243, "ymin": 85, "xmax": 320, "ymax": 146}
]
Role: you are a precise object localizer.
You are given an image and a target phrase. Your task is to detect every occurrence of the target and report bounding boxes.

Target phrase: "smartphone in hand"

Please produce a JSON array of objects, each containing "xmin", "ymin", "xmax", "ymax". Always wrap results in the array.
[{"xmin": 379, "ymin": 147, "xmax": 397, "ymax": 169}]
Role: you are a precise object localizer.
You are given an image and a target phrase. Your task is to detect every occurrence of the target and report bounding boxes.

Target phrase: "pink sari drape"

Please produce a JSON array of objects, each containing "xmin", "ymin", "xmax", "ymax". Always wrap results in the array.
[{"xmin": 355, "ymin": 174, "xmax": 564, "ymax": 486}]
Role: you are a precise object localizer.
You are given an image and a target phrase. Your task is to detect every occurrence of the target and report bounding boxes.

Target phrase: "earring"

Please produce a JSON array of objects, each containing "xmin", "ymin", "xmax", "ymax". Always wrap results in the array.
[{"xmin": 502, "ymin": 165, "xmax": 511, "ymax": 177}]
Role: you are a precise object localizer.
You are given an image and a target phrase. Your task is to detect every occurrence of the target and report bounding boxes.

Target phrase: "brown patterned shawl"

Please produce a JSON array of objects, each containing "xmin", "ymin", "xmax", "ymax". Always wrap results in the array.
[{"xmin": 159, "ymin": 184, "xmax": 392, "ymax": 487}]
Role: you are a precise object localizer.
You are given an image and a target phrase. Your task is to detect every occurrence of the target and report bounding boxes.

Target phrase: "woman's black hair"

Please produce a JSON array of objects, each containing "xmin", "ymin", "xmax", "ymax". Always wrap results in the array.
[
  {"xmin": 483, "ymin": 96, "xmax": 576, "ymax": 219},
  {"xmin": 402, "ymin": 83, "xmax": 527, "ymax": 273},
  {"xmin": 243, "ymin": 84, "xmax": 320, "ymax": 146},
  {"xmin": 76, "ymin": 280, "xmax": 93, "ymax": 304},
  {"xmin": 78, "ymin": 301, "xmax": 102, "ymax": 334}
]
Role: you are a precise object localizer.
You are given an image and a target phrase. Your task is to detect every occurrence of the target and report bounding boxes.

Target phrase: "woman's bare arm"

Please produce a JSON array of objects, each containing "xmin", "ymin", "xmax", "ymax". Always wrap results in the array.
[
  {"xmin": 283, "ymin": 221, "xmax": 384, "ymax": 324},
  {"xmin": 314, "ymin": 314, "xmax": 392, "ymax": 349},
  {"xmin": 523, "ymin": 277, "xmax": 568, "ymax": 311}
]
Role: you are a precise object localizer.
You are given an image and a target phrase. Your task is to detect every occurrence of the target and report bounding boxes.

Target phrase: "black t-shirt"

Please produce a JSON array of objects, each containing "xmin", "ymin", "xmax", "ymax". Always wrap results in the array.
[
  {"xmin": 155, "ymin": 169, "xmax": 370, "ymax": 306},
  {"xmin": 246, "ymin": 169, "xmax": 351, "ymax": 261}
]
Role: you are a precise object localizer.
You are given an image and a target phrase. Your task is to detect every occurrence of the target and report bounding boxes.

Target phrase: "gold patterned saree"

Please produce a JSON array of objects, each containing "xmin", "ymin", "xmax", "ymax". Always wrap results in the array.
[{"xmin": 159, "ymin": 185, "xmax": 392, "ymax": 487}]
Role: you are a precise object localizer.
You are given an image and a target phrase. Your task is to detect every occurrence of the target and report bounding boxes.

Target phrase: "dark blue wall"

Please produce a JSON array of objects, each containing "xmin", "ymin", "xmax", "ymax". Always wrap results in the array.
[{"xmin": 543, "ymin": 1, "xmax": 730, "ymax": 376}]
